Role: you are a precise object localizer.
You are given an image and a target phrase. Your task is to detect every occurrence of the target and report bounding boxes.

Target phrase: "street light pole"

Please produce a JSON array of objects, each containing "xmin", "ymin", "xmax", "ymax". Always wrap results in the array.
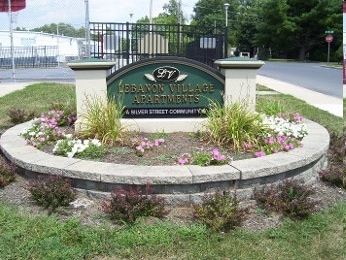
[
  {"xmin": 224, "ymin": 3, "xmax": 230, "ymax": 58},
  {"xmin": 224, "ymin": 3, "xmax": 230, "ymax": 27}
]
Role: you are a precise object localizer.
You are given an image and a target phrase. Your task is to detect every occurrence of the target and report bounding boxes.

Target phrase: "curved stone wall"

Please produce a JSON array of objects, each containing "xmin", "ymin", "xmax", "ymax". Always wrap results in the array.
[{"xmin": 0, "ymin": 120, "xmax": 329, "ymax": 204}]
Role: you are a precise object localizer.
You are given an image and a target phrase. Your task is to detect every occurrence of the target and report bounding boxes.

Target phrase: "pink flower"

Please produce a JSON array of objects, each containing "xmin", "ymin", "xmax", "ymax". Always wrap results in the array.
[
  {"xmin": 212, "ymin": 148, "xmax": 220, "ymax": 156},
  {"xmin": 244, "ymin": 142, "xmax": 252, "ymax": 149},
  {"xmin": 254, "ymin": 151, "xmax": 266, "ymax": 157},
  {"xmin": 212, "ymin": 149, "xmax": 226, "ymax": 161},
  {"xmin": 136, "ymin": 146, "xmax": 144, "ymax": 153},
  {"xmin": 268, "ymin": 136, "xmax": 275, "ymax": 144},
  {"xmin": 178, "ymin": 158, "xmax": 188, "ymax": 165},
  {"xmin": 277, "ymin": 136, "xmax": 286, "ymax": 144},
  {"xmin": 293, "ymin": 112, "xmax": 304, "ymax": 123},
  {"xmin": 178, "ymin": 153, "xmax": 192, "ymax": 165}
]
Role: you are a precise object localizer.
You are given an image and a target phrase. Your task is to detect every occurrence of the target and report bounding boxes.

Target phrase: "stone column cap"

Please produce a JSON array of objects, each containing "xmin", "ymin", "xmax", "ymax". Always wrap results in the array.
[
  {"xmin": 68, "ymin": 58, "xmax": 116, "ymax": 70},
  {"xmin": 214, "ymin": 57, "xmax": 265, "ymax": 69}
]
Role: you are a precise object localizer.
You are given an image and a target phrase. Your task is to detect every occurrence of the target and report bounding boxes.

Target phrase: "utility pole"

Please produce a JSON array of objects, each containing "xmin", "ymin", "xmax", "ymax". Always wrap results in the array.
[
  {"xmin": 149, "ymin": 0, "xmax": 153, "ymax": 24},
  {"xmin": 85, "ymin": 0, "xmax": 91, "ymax": 58},
  {"xmin": 178, "ymin": 0, "xmax": 182, "ymax": 24},
  {"xmin": 8, "ymin": 0, "xmax": 16, "ymax": 81},
  {"xmin": 57, "ymin": 23, "xmax": 60, "ymax": 67}
]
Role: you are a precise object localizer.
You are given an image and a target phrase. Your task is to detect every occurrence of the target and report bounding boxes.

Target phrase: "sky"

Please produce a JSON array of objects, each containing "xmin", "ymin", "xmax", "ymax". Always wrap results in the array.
[{"xmin": 0, "ymin": 0, "xmax": 198, "ymax": 30}]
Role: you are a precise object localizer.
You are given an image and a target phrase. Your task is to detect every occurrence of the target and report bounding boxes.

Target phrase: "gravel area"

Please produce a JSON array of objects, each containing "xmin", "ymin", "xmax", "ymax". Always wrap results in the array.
[{"xmin": 0, "ymin": 171, "xmax": 345, "ymax": 233}]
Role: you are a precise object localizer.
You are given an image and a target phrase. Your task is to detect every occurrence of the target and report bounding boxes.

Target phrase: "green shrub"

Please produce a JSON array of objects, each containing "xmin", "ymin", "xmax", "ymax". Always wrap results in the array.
[
  {"xmin": 203, "ymin": 101, "xmax": 267, "ymax": 151},
  {"xmin": 253, "ymin": 179, "xmax": 317, "ymax": 220},
  {"xmin": 7, "ymin": 108, "xmax": 36, "ymax": 124},
  {"xmin": 27, "ymin": 175, "xmax": 76, "ymax": 212},
  {"xmin": 49, "ymin": 99, "xmax": 77, "ymax": 126},
  {"xmin": 101, "ymin": 184, "xmax": 168, "ymax": 224},
  {"xmin": 194, "ymin": 190, "xmax": 249, "ymax": 232},
  {"xmin": 74, "ymin": 142, "xmax": 105, "ymax": 160},
  {"xmin": 191, "ymin": 148, "xmax": 229, "ymax": 166},
  {"xmin": 0, "ymin": 157, "xmax": 16, "ymax": 187},
  {"xmin": 319, "ymin": 132, "xmax": 346, "ymax": 189},
  {"xmin": 78, "ymin": 94, "xmax": 124, "ymax": 146},
  {"xmin": 257, "ymin": 48, "xmax": 271, "ymax": 60},
  {"xmin": 256, "ymin": 100, "xmax": 284, "ymax": 116}
]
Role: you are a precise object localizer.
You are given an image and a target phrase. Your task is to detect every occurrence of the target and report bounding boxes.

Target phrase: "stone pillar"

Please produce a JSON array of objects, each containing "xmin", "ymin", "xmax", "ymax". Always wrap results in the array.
[
  {"xmin": 68, "ymin": 58, "xmax": 116, "ymax": 132},
  {"xmin": 214, "ymin": 57, "xmax": 264, "ymax": 111}
]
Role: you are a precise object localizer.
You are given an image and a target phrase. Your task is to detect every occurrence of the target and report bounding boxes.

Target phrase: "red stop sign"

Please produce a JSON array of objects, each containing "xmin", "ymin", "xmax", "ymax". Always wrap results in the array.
[
  {"xmin": 0, "ymin": 0, "xmax": 26, "ymax": 12},
  {"xmin": 325, "ymin": 35, "xmax": 333, "ymax": 43}
]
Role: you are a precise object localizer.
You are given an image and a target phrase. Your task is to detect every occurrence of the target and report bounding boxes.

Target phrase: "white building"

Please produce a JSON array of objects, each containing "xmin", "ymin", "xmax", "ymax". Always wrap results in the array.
[{"xmin": 0, "ymin": 30, "xmax": 84, "ymax": 64}]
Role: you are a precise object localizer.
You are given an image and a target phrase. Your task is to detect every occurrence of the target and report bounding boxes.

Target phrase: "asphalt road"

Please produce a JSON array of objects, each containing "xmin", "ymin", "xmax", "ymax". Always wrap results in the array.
[
  {"xmin": 1, "ymin": 62, "xmax": 342, "ymax": 99},
  {"xmin": 258, "ymin": 61, "xmax": 342, "ymax": 99},
  {"xmin": 0, "ymin": 67, "xmax": 75, "ymax": 83}
]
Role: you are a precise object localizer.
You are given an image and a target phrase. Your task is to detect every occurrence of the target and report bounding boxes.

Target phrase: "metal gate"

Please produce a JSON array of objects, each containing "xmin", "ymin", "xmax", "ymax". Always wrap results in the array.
[{"xmin": 89, "ymin": 22, "xmax": 227, "ymax": 69}]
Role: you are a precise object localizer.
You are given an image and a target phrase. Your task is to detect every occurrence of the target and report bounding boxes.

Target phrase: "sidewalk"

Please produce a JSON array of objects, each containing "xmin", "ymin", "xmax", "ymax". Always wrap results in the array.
[
  {"xmin": 0, "ymin": 78, "xmax": 344, "ymax": 118},
  {"xmin": 0, "ymin": 81, "xmax": 38, "ymax": 97},
  {"xmin": 257, "ymin": 75, "xmax": 343, "ymax": 118}
]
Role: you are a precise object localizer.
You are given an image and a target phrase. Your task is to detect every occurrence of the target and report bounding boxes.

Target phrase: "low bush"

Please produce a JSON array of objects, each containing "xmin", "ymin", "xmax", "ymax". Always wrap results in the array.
[
  {"xmin": 319, "ymin": 132, "xmax": 346, "ymax": 189},
  {"xmin": 78, "ymin": 94, "xmax": 124, "ymax": 146},
  {"xmin": 253, "ymin": 179, "xmax": 317, "ymax": 220},
  {"xmin": 0, "ymin": 157, "xmax": 16, "ymax": 187},
  {"xmin": 101, "ymin": 184, "xmax": 168, "ymax": 224},
  {"xmin": 203, "ymin": 101, "xmax": 267, "ymax": 152},
  {"xmin": 20, "ymin": 108, "xmax": 77, "ymax": 149},
  {"xmin": 27, "ymin": 175, "xmax": 76, "ymax": 212},
  {"xmin": 256, "ymin": 100, "xmax": 284, "ymax": 116},
  {"xmin": 53, "ymin": 134, "xmax": 105, "ymax": 159},
  {"xmin": 7, "ymin": 108, "xmax": 36, "ymax": 124},
  {"xmin": 178, "ymin": 147, "xmax": 230, "ymax": 166},
  {"xmin": 194, "ymin": 190, "xmax": 249, "ymax": 232},
  {"xmin": 49, "ymin": 100, "xmax": 77, "ymax": 126}
]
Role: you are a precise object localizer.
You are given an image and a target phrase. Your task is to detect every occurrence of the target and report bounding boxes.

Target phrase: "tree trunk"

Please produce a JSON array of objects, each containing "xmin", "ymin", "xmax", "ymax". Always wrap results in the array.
[{"xmin": 298, "ymin": 46, "xmax": 306, "ymax": 61}]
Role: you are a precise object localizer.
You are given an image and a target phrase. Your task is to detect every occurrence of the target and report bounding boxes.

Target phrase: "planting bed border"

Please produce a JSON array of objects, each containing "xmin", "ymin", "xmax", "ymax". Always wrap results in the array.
[{"xmin": 0, "ymin": 120, "xmax": 329, "ymax": 204}]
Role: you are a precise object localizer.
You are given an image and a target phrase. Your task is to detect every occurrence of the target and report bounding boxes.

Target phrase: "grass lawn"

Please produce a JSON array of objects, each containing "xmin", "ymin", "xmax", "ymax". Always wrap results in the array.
[
  {"xmin": 0, "ymin": 200, "xmax": 344, "ymax": 259},
  {"xmin": 0, "ymin": 82, "xmax": 345, "ymax": 259}
]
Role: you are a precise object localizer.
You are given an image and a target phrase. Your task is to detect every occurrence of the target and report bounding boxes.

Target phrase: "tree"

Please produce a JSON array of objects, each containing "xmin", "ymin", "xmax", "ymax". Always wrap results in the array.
[
  {"xmin": 160, "ymin": 0, "xmax": 186, "ymax": 24},
  {"xmin": 31, "ymin": 23, "xmax": 85, "ymax": 38},
  {"xmin": 192, "ymin": 0, "xmax": 240, "ymax": 45},
  {"xmin": 233, "ymin": 0, "xmax": 261, "ymax": 55},
  {"xmin": 254, "ymin": 0, "xmax": 342, "ymax": 60},
  {"xmin": 135, "ymin": 0, "xmax": 185, "ymax": 25},
  {"xmin": 254, "ymin": 0, "xmax": 293, "ymax": 54}
]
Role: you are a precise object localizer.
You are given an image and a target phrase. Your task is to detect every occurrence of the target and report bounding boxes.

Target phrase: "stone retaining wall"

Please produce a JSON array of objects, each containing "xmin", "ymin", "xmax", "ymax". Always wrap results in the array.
[{"xmin": 0, "ymin": 119, "xmax": 329, "ymax": 204}]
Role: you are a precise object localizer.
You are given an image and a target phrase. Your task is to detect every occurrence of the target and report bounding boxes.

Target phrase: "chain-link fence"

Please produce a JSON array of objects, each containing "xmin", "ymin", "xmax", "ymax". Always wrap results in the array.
[
  {"xmin": 0, "ymin": 0, "xmax": 198, "ymax": 82},
  {"xmin": 0, "ymin": 0, "xmax": 85, "ymax": 82}
]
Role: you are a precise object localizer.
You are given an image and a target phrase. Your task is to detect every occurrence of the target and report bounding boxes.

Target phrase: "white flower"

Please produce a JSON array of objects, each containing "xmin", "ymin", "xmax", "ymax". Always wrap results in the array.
[
  {"xmin": 64, "ymin": 134, "xmax": 73, "ymax": 139},
  {"xmin": 71, "ymin": 146, "xmax": 78, "ymax": 154},
  {"xmin": 262, "ymin": 115, "xmax": 308, "ymax": 139},
  {"xmin": 91, "ymin": 139, "xmax": 101, "ymax": 146},
  {"xmin": 67, "ymin": 152, "xmax": 75, "ymax": 158}
]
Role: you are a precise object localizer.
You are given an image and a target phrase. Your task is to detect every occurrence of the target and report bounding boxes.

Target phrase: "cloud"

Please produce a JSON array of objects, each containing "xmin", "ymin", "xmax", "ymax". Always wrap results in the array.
[{"xmin": 0, "ymin": 0, "xmax": 196, "ymax": 30}]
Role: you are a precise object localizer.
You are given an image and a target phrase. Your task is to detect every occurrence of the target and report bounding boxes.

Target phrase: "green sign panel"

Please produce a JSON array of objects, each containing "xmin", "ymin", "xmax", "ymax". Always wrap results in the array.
[{"xmin": 107, "ymin": 57, "xmax": 225, "ymax": 118}]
